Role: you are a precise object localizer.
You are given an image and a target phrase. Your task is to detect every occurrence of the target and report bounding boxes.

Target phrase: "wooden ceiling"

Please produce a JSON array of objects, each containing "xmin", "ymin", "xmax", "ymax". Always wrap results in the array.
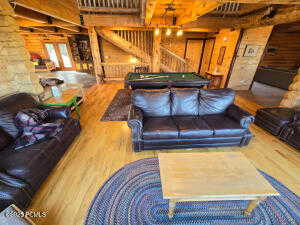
[{"xmin": 7, "ymin": 0, "xmax": 300, "ymax": 35}]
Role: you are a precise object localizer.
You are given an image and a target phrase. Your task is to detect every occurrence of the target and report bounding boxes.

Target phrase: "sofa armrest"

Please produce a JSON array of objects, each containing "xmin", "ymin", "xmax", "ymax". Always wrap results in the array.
[
  {"xmin": 293, "ymin": 109, "xmax": 300, "ymax": 123},
  {"xmin": 127, "ymin": 105, "xmax": 143, "ymax": 139},
  {"xmin": 38, "ymin": 106, "xmax": 71, "ymax": 120},
  {"xmin": 226, "ymin": 104, "xmax": 255, "ymax": 129}
]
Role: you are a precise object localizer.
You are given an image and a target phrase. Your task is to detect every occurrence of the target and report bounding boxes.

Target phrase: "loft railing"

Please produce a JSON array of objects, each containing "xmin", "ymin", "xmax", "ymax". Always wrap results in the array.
[
  {"xmin": 160, "ymin": 47, "xmax": 189, "ymax": 72},
  {"xmin": 113, "ymin": 30, "xmax": 153, "ymax": 57},
  {"xmin": 100, "ymin": 62, "xmax": 149, "ymax": 80},
  {"xmin": 76, "ymin": 0, "xmax": 140, "ymax": 13}
]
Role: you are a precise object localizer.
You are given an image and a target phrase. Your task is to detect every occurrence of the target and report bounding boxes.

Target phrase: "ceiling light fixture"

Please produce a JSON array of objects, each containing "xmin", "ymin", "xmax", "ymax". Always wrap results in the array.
[
  {"xmin": 166, "ymin": 28, "xmax": 172, "ymax": 36},
  {"xmin": 154, "ymin": 27, "xmax": 160, "ymax": 36},
  {"xmin": 176, "ymin": 29, "xmax": 183, "ymax": 36}
]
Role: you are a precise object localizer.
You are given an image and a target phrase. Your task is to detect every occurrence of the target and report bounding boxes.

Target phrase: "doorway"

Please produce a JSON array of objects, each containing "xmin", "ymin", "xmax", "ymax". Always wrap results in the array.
[
  {"xmin": 184, "ymin": 38, "xmax": 215, "ymax": 75},
  {"xmin": 44, "ymin": 42, "xmax": 75, "ymax": 71},
  {"xmin": 184, "ymin": 39, "xmax": 204, "ymax": 72}
]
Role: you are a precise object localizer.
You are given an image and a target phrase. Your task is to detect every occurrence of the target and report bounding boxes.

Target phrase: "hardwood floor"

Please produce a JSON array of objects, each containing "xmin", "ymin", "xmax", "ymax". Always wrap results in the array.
[{"xmin": 29, "ymin": 82, "xmax": 300, "ymax": 225}]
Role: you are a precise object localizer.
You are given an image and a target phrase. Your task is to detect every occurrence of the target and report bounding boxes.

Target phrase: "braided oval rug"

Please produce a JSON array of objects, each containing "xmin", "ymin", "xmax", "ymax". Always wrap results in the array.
[{"xmin": 85, "ymin": 158, "xmax": 300, "ymax": 225}]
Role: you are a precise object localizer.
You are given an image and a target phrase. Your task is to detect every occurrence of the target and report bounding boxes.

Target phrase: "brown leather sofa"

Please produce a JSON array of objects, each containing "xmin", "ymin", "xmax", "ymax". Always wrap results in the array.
[
  {"xmin": 0, "ymin": 93, "xmax": 81, "ymax": 211},
  {"xmin": 255, "ymin": 107, "xmax": 300, "ymax": 150},
  {"xmin": 128, "ymin": 88, "xmax": 254, "ymax": 152}
]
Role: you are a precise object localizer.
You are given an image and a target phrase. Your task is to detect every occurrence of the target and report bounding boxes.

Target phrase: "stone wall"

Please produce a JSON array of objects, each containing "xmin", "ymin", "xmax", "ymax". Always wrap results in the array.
[
  {"xmin": 0, "ymin": 1, "xmax": 42, "ymax": 97},
  {"xmin": 227, "ymin": 26, "xmax": 273, "ymax": 90},
  {"xmin": 280, "ymin": 68, "xmax": 300, "ymax": 108}
]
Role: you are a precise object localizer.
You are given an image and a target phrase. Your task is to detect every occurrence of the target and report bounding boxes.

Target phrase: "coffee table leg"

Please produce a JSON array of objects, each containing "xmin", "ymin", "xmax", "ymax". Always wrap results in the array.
[
  {"xmin": 244, "ymin": 197, "xmax": 266, "ymax": 216},
  {"xmin": 168, "ymin": 200, "xmax": 177, "ymax": 219}
]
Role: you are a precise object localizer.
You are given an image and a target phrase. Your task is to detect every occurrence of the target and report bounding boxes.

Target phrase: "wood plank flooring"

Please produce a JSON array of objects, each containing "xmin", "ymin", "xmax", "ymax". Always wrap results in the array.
[{"xmin": 29, "ymin": 82, "xmax": 300, "ymax": 225}]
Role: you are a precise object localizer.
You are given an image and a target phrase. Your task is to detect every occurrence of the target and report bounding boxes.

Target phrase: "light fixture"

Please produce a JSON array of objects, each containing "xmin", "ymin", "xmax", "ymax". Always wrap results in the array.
[
  {"xmin": 176, "ymin": 29, "xmax": 183, "ymax": 36},
  {"xmin": 154, "ymin": 27, "xmax": 160, "ymax": 36},
  {"xmin": 130, "ymin": 57, "xmax": 138, "ymax": 64},
  {"xmin": 166, "ymin": 28, "xmax": 172, "ymax": 36}
]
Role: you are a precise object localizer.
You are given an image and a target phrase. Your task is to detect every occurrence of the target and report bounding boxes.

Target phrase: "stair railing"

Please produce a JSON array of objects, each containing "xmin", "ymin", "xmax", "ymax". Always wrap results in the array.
[
  {"xmin": 76, "ymin": 0, "xmax": 140, "ymax": 11},
  {"xmin": 100, "ymin": 62, "xmax": 150, "ymax": 80},
  {"xmin": 160, "ymin": 47, "xmax": 189, "ymax": 72}
]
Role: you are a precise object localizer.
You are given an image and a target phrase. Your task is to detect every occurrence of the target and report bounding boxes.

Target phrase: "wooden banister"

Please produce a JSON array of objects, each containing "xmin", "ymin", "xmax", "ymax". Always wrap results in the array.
[{"xmin": 160, "ymin": 47, "xmax": 189, "ymax": 72}]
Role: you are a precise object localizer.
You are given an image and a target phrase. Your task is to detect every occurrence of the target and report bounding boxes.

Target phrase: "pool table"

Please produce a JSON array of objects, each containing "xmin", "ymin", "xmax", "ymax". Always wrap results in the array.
[{"xmin": 124, "ymin": 72, "xmax": 210, "ymax": 89}]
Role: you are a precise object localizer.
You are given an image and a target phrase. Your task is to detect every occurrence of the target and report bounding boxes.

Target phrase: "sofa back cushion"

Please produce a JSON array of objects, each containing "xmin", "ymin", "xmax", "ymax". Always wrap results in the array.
[
  {"xmin": 199, "ymin": 89, "xmax": 235, "ymax": 115},
  {"xmin": 171, "ymin": 88, "xmax": 199, "ymax": 116},
  {"xmin": 0, "ymin": 93, "xmax": 38, "ymax": 138},
  {"xmin": 0, "ymin": 127, "xmax": 13, "ymax": 150},
  {"xmin": 132, "ymin": 89, "xmax": 171, "ymax": 117}
]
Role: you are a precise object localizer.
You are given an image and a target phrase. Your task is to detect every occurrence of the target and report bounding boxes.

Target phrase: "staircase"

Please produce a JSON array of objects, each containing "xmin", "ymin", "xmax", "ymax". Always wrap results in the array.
[
  {"xmin": 97, "ymin": 29, "xmax": 151, "ymax": 63},
  {"xmin": 96, "ymin": 29, "xmax": 189, "ymax": 78},
  {"xmin": 160, "ymin": 47, "xmax": 189, "ymax": 72}
]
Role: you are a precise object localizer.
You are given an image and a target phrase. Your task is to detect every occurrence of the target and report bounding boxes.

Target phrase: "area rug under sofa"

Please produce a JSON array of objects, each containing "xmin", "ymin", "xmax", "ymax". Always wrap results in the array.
[{"xmin": 85, "ymin": 158, "xmax": 300, "ymax": 225}]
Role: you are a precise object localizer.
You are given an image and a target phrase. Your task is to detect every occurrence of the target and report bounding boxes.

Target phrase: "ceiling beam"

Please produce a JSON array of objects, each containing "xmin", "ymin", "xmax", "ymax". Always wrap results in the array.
[
  {"xmin": 13, "ymin": 0, "xmax": 81, "ymax": 25},
  {"xmin": 206, "ymin": 0, "xmax": 300, "ymax": 3},
  {"xmin": 83, "ymin": 14, "xmax": 142, "ymax": 27},
  {"xmin": 234, "ymin": 5, "xmax": 300, "ymax": 29},
  {"xmin": 145, "ymin": 0, "xmax": 157, "ymax": 25},
  {"xmin": 177, "ymin": 0, "xmax": 221, "ymax": 25},
  {"xmin": 183, "ymin": 17, "xmax": 239, "ymax": 29},
  {"xmin": 13, "ymin": 6, "xmax": 48, "ymax": 23},
  {"xmin": 15, "ymin": 18, "xmax": 81, "ymax": 33}
]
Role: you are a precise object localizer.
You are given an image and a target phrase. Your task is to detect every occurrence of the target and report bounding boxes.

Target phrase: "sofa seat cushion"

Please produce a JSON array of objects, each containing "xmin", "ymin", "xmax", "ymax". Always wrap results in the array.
[
  {"xmin": 0, "ymin": 138, "xmax": 60, "ymax": 192},
  {"xmin": 173, "ymin": 117, "xmax": 213, "ymax": 139},
  {"xmin": 0, "ymin": 127, "xmax": 13, "ymax": 150},
  {"xmin": 143, "ymin": 117, "xmax": 178, "ymax": 140},
  {"xmin": 202, "ymin": 114, "xmax": 247, "ymax": 137},
  {"xmin": 256, "ymin": 108, "xmax": 295, "ymax": 127}
]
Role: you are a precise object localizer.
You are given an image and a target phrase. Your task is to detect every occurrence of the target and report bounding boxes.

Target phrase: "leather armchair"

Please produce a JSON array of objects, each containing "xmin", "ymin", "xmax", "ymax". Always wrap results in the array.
[
  {"xmin": 255, "ymin": 107, "xmax": 296, "ymax": 136},
  {"xmin": 280, "ymin": 123, "xmax": 300, "ymax": 150},
  {"xmin": 128, "ymin": 88, "xmax": 254, "ymax": 152},
  {"xmin": 255, "ymin": 107, "xmax": 300, "ymax": 150}
]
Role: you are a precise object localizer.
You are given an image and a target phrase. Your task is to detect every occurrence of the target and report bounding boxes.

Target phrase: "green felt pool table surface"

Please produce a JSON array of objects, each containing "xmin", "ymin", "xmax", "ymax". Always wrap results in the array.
[{"xmin": 126, "ymin": 72, "xmax": 208, "ymax": 81}]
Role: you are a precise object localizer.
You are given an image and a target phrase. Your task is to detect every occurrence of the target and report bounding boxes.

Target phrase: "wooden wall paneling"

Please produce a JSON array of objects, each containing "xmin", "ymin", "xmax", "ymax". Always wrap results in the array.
[
  {"xmin": 209, "ymin": 29, "xmax": 241, "ymax": 87},
  {"xmin": 259, "ymin": 23, "xmax": 300, "ymax": 70}
]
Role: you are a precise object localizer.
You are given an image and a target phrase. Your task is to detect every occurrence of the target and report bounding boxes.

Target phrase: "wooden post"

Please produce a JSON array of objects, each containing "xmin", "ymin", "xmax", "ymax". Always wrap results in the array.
[
  {"xmin": 88, "ymin": 26, "xmax": 103, "ymax": 83},
  {"xmin": 280, "ymin": 67, "xmax": 300, "ymax": 108},
  {"xmin": 152, "ymin": 30, "xmax": 161, "ymax": 72}
]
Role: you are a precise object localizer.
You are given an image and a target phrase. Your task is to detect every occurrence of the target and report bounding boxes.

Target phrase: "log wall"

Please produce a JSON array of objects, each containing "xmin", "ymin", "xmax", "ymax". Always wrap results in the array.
[
  {"xmin": 259, "ymin": 23, "xmax": 300, "ymax": 70},
  {"xmin": 209, "ymin": 28, "xmax": 241, "ymax": 87}
]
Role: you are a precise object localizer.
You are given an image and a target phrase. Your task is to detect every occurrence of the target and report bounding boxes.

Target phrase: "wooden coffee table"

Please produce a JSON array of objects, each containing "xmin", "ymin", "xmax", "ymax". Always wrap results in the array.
[{"xmin": 158, "ymin": 152, "xmax": 279, "ymax": 219}]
